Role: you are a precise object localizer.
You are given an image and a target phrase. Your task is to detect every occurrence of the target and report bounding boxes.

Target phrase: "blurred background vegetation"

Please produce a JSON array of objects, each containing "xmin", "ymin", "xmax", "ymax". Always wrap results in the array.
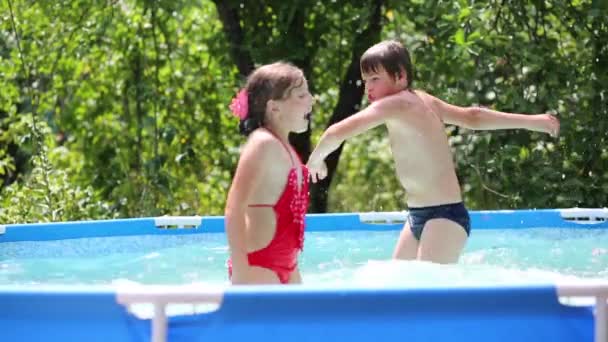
[{"xmin": 1, "ymin": 0, "xmax": 606, "ymax": 223}]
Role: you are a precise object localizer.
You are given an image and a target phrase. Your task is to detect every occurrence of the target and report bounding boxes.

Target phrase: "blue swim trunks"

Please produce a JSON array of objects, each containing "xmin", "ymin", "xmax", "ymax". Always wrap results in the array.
[{"xmin": 407, "ymin": 202, "xmax": 471, "ymax": 240}]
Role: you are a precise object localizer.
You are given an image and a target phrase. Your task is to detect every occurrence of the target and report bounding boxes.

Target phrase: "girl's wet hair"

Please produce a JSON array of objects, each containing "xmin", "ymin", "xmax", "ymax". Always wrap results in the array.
[
  {"xmin": 360, "ymin": 40, "xmax": 414, "ymax": 90},
  {"xmin": 239, "ymin": 62, "xmax": 304, "ymax": 136}
]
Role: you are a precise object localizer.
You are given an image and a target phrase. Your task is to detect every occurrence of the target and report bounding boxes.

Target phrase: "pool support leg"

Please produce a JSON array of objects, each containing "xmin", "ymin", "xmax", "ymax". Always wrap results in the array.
[
  {"xmin": 152, "ymin": 303, "xmax": 167, "ymax": 342},
  {"xmin": 597, "ymin": 295, "xmax": 607, "ymax": 342}
]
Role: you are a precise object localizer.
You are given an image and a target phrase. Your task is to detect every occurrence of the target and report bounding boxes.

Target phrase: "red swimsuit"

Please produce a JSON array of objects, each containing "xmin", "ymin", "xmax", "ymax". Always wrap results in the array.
[{"xmin": 228, "ymin": 134, "xmax": 309, "ymax": 284}]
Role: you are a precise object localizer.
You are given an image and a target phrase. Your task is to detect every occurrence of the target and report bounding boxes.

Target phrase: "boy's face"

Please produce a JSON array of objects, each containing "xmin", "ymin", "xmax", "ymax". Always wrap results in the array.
[{"xmin": 362, "ymin": 67, "xmax": 406, "ymax": 102}]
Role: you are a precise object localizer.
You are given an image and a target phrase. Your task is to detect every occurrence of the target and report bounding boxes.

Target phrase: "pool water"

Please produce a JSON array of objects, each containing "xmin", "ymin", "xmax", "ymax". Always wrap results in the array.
[{"xmin": 1, "ymin": 229, "xmax": 607, "ymax": 286}]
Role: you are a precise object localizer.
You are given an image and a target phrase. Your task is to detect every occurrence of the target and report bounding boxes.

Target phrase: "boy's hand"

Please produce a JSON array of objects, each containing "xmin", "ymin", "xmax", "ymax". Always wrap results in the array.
[
  {"xmin": 307, "ymin": 159, "xmax": 328, "ymax": 183},
  {"xmin": 541, "ymin": 114, "xmax": 560, "ymax": 137}
]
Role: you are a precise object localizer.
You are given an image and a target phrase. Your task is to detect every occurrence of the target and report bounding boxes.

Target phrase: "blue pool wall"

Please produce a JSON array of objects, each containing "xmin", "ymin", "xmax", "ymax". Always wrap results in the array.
[
  {"xmin": 0, "ymin": 285, "xmax": 595, "ymax": 342},
  {"xmin": 1, "ymin": 209, "xmax": 607, "ymax": 243},
  {"xmin": 0, "ymin": 209, "xmax": 604, "ymax": 342}
]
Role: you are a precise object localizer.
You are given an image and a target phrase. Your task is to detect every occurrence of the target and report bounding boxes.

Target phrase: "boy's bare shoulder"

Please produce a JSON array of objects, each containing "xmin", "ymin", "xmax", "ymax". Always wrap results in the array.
[
  {"xmin": 374, "ymin": 91, "xmax": 417, "ymax": 114},
  {"xmin": 412, "ymin": 89, "xmax": 437, "ymax": 103}
]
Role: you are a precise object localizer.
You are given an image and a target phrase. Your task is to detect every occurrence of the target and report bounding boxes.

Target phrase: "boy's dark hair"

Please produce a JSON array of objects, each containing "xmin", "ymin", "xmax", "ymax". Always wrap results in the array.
[{"xmin": 360, "ymin": 40, "xmax": 414, "ymax": 90}]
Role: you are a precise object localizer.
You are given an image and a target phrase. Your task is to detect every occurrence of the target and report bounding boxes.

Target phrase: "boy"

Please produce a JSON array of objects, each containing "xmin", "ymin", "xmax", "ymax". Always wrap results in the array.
[{"xmin": 307, "ymin": 40, "xmax": 559, "ymax": 263}]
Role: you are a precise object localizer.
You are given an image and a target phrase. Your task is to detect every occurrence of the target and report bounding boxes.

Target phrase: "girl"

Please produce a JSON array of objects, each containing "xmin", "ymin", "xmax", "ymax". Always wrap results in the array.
[{"xmin": 225, "ymin": 62, "xmax": 314, "ymax": 285}]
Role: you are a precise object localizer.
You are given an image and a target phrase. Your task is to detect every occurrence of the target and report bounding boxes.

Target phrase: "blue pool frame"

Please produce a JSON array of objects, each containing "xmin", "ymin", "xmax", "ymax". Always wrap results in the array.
[
  {"xmin": 1, "ymin": 208, "xmax": 607, "ymax": 342},
  {"xmin": 2, "ymin": 208, "xmax": 608, "ymax": 243}
]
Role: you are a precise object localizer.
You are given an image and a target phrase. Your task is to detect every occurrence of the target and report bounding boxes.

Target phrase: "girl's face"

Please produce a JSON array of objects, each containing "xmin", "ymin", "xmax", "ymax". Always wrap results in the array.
[
  {"xmin": 273, "ymin": 78, "xmax": 314, "ymax": 133},
  {"xmin": 362, "ymin": 67, "xmax": 406, "ymax": 102}
]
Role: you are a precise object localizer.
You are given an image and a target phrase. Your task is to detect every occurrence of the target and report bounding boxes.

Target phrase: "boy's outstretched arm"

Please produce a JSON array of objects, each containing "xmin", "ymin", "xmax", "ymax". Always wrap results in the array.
[
  {"xmin": 307, "ymin": 96, "xmax": 400, "ymax": 182},
  {"xmin": 423, "ymin": 92, "xmax": 560, "ymax": 137}
]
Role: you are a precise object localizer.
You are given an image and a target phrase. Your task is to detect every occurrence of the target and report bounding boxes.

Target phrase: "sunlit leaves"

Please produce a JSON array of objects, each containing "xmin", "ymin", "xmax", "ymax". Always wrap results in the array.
[{"xmin": 0, "ymin": 0, "xmax": 606, "ymax": 221}]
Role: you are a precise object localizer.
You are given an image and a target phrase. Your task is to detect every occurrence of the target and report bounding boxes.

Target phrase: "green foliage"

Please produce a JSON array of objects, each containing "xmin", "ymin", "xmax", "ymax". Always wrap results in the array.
[
  {"xmin": 0, "ymin": 155, "xmax": 116, "ymax": 224},
  {"xmin": 335, "ymin": 0, "xmax": 608, "ymax": 211},
  {"xmin": 0, "ymin": 116, "xmax": 116, "ymax": 223},
  {"xmin": 1, "ymin": 0, "xmax": 240, "ymax": 220},
  {"xmin": 0, "ymin": 0, "xmax": 606, "ymax": 223}
]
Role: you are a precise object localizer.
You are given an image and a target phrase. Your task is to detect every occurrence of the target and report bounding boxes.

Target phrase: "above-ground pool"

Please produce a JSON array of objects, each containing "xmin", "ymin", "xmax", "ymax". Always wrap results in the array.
[{"xmin": 1, "ymin": 208, "xmax": 607, "ymax": 342}]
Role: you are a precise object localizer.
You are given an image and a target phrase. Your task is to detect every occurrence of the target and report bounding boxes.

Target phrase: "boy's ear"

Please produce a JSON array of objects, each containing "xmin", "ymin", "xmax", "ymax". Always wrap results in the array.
[{"xmin": 397, "ymin": 71, "xmax": 408, "ymax": 87}]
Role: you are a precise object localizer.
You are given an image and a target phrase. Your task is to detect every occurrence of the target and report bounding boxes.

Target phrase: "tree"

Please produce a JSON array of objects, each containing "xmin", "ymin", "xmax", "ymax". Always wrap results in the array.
[{"xmin": 212, "ymin": 0, "xmax": 385, "ymax": 212}]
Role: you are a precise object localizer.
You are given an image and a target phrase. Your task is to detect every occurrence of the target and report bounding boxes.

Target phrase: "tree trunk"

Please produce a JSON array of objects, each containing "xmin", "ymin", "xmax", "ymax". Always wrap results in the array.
[
  {"xmin": 212, "ymin": 0, "xmax": 254, "ymax": 77},
  {"xmin": 309, "ymin": 0, "xmax": 385, "ymax": 213},
  {"xmin": 213, "ymin": 0, "xmax": 386, "ymax": 213},
  {"xmin": 288, "ymin": 8, "xmax": 313, "ymax": 163}
]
